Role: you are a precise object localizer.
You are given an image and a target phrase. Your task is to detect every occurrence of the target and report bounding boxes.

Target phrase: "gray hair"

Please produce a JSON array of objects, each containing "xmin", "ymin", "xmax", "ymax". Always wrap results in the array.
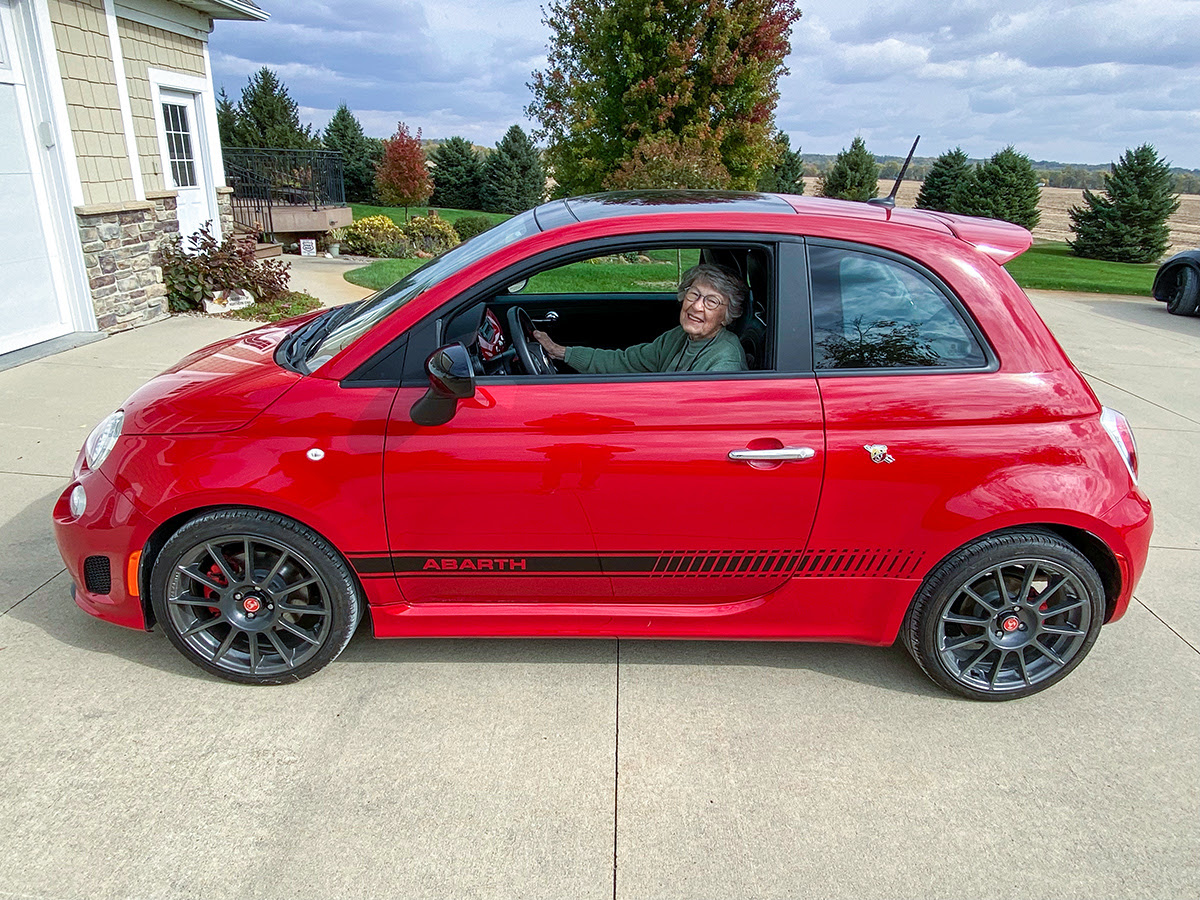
[{"xmin": 678, "ymin": 263, "xmax": 746, "ymax": 326}]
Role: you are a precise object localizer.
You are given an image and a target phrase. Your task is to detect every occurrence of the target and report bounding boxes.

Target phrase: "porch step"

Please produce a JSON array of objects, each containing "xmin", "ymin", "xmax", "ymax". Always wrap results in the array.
[{"xmin": 254, "ymin": 241, "xmax": 283, "ymax": 259}]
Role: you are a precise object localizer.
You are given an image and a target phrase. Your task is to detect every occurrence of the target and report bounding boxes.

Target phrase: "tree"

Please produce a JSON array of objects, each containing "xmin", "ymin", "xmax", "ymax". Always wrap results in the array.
[
  {"xmin": 528, "ymin": 0, "xmax": 801, "ymax": 194},
  {"xmin": 226, "ymin": 67, "xmax": 316, "ymax": 149},
  {"xmin": 323, "ymin": 104, "xmax": 382, "ymax": 203},
  {"xmin": 216, "ymin": 88, "xmax": 237, "ymax": 148},
  {"xmin": 757, "ymin": 132, "xmax": 804, "ymax": 194},
  {"xmin": 1069, "ymin": 144, "xmax": 1180, "ymax": 263},
  {"xmin": 430, "ymin": 137, "xmax": 484, "ymax": 210},
  {"xmin": 818, "ymin": 136, "xmax": 878, "ymax": 201},
  {"xmin": 954, "ymin": 146, "xmax": 1041, "ymax": 230},
  {"xmin": 916, "ymin": 147, "xmax": 971, "ymax": 212},
  {"xmin": 607, "ymin": 130, "xmax": 732, "ymax": 190},
  {"xmin": 375, "ymin": 122, "xmax": 432, "ymax": 218},
  {"xmin": 480, "ymin": 125, "xmax": 545, "ymax": 214}
]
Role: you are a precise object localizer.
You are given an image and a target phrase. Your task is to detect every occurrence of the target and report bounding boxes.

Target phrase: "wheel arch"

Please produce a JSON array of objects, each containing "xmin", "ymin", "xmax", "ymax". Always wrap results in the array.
[
  {"xmin": 1152, "ymin": 255, "xmax": 1200, "ymax": 300},
  {"xmin": 137, "ymin": 503, "xmax": 372, "ymax": 632}
]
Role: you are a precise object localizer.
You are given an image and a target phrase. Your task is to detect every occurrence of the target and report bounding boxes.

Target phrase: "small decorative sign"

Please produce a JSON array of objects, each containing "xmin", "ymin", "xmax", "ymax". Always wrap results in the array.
[{"xmin": 299, "ymin": 238, "xmax": 317, "ymax": 257}]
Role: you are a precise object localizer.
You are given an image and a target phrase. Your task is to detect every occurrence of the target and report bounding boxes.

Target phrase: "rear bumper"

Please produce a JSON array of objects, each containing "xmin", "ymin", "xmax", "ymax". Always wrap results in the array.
[{"xmin": 52, "ymin": 467, "xmax": 150, "ymax": 631}]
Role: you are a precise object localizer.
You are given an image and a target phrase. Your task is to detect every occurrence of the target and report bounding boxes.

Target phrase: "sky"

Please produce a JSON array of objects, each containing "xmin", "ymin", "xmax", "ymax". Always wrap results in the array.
[{"xmin": 208, "ymin": 0, "xmax": 1200, "ymax": 170}]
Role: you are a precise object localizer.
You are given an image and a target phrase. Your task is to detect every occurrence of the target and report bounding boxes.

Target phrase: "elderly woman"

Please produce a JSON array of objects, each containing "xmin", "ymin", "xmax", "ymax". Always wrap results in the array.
[{"xmin": 533, "ymin": 263, "xmax": 747, "ymax": 374}]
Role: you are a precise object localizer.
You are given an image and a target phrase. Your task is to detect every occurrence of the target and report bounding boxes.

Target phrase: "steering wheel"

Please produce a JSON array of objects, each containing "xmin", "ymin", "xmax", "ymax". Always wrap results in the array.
[{"xmin": 506, "ymin": 306, "xmax": 557, "ymax": 375}]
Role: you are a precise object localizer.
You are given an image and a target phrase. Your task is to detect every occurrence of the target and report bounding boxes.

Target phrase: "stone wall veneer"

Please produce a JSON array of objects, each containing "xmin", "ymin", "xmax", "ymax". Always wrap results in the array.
[{"xmin": 76, "ymin": 192, "xmax": 178, "ymax": 333}]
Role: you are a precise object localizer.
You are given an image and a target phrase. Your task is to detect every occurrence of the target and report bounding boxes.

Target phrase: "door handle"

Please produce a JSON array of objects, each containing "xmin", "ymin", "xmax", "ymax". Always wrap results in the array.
[{"xmin": 728, "ymin": 446, "xmax": 816, "ymax": 462}]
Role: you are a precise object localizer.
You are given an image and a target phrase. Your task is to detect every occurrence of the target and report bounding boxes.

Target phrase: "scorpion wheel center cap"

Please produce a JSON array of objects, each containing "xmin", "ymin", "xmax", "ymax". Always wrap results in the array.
[
  {"xmin": 1001, "ymin": 614, "xmax": 1021, "ymax": 633},
  {"xmin": 242, "ymin": 596, "xmax": 262, "ymax": 614}
]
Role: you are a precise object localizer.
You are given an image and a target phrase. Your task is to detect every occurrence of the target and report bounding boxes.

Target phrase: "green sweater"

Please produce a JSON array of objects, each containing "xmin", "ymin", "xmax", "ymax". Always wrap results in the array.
[{"xmin": 563, "ymin": 326, "xmax": 746, "ymax": 374}]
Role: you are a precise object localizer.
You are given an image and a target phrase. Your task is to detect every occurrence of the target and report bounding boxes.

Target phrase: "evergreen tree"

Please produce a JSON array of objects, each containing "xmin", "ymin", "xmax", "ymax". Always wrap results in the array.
[
  {"xmin": 429, "ymin": 137, "xmax": 484, "ymax": 210},
  {"xmin": 375, "ymin": 122, "xmax": 432, "ymax": 219},
  {"xmin": 480, "ymin": 126, "xmax": 545, "ymax": 215},
  {"xmin": 954, "ymin": 146, "xmax": 1041, "ymax": 230},
  {"xmin": 1069, "ymin": 144, "xmax": 1180, "ymax": 263},
  {"xmin": 818, "ymin": 136, "xmax": 878, "ymax": 201},
  {"xmin": 916, "ymin": 147, "xmax": 971, "ymax": 212},
  {"xmin": 757, "ymin": 132, "xmax": 804, "ymax": 194},
  {"xmin": 529, "ymin": 0, "xmax": 801, "ymax": 193},
  {"xmin": 228, "ymin": 68, "xmax": 317, "ymax": 149},
  {"xmin": 323, "ymin": 104, "xmax": 379, "ymax": 202},
  {"xmin": 216, "ymin": 88, "xmax": 237, "ymax": 148}
]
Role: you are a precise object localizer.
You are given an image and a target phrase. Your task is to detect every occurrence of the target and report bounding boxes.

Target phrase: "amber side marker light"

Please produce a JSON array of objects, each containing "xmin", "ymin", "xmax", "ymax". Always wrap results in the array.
[{"xmin": 127, "ymin": 551, "xmax": 142, "ymax": 597}]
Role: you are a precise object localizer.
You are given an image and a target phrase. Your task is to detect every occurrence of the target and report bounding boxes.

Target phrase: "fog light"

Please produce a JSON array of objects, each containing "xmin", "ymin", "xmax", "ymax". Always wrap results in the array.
[{"xmin": 69, "ymin": 484, "xmax": 87, "ymax": 518}]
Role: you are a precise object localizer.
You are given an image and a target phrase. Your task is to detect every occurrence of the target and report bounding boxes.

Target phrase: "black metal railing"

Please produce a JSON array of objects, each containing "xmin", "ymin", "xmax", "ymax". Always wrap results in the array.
[{"xmin": 222, "ymin": 147, "xmax": 346, "ymax": 237}]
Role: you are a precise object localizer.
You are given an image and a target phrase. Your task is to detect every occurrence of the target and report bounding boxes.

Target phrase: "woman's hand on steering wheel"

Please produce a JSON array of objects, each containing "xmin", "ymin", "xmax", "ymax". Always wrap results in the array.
[{"xmin": 533, "ymin": 330, "xmax": 565, "ymax": 361}]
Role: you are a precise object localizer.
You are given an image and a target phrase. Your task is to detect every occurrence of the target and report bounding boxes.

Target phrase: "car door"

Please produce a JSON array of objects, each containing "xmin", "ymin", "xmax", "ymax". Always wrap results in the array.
[{"xmin": 382, "ymin": 236, "xmax": 825, "ymax": 608}]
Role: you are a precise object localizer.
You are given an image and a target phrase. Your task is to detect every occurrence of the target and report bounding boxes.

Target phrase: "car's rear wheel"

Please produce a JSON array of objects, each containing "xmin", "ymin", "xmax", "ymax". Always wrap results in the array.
[
  {"xmin": 1165, "ymin": 265, "xmax": 1199, "ymax": 316},
  {"xmin": 904, "ymin": 531, "xmax": 1105, "ymax": 701},
  {"xmin": 150, "ymin": 510, "xmax": 360, "ymax": 684}
]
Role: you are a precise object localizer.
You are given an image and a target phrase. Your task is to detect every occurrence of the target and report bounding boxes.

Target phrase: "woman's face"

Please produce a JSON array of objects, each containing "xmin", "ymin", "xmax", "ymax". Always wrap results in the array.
[{"xmin": 679, "ymin": 280, "xmax": 728, "ymax": 341}]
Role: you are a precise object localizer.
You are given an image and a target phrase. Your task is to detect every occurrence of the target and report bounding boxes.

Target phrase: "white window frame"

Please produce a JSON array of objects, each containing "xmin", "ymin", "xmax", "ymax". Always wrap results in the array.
[{"xmin": 148, "ymin": 66, "xmax": 223, "ymax": 238}]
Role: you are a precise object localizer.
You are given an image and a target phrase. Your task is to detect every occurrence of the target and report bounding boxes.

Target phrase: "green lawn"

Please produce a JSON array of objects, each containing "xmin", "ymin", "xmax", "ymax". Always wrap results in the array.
[{"xmin": 1004, "ymin": 242, "xmax": 1157, "ymax": 296}]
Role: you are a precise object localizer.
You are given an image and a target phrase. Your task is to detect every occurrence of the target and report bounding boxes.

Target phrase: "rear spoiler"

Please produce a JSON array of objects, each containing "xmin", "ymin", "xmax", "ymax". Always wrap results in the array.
[{"xmin": 925, "ymin": 211, "xmax": 1033, "ymax": 265}]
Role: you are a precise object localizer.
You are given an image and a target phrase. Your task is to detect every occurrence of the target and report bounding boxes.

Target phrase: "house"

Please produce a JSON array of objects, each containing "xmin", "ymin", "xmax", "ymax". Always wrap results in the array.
[{"xmin": 0, "ymin": 0, "xmax": 268, "ymax": 360}]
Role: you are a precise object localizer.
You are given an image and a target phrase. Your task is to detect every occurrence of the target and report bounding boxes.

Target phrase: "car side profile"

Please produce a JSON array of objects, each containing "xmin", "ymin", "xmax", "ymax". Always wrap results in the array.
[{"xmin": 53, "ymin": 191, "xmax": 1152, "ymax": 700}]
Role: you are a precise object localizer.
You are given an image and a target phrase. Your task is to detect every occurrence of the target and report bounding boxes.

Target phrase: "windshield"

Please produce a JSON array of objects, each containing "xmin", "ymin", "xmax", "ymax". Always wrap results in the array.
[{"xmin": 305, "ymin": 210, "xmax": 541, "ymax": 370}]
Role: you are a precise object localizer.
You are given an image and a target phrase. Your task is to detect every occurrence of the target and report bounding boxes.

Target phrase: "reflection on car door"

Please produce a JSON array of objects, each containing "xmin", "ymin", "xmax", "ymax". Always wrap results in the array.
[{"xmin": 384, "ymin": 377, "xmax": 825, "ymax": 607}]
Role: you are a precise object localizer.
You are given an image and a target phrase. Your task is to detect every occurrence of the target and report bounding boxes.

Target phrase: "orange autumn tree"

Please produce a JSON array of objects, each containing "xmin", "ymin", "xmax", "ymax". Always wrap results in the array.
[{"xmin": 375, "ymin": 122, "xmax": 432, "ymax": 220}]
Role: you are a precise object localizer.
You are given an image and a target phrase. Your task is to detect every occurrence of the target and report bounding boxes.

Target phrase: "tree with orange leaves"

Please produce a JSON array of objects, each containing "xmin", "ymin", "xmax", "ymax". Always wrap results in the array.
[{"xmin": 375, "ymin": 122, "xmax": 432, "ymax": 220}]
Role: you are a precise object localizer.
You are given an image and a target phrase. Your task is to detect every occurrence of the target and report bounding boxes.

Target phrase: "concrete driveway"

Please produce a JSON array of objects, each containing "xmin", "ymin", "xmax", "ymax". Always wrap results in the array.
[{"xmin": 0, "ymin": 287, "xmax": 1196, "ymax": 899}]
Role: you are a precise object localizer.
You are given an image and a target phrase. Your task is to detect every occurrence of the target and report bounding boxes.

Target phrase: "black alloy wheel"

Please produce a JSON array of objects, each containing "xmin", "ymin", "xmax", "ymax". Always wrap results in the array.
[
  {"xmin": 151, "ymin": 510, "xmax": 360, "ymax": 684},
  {"xmin": 904, "ymin": 531, "xmax": 1105, "ymax": 700}
]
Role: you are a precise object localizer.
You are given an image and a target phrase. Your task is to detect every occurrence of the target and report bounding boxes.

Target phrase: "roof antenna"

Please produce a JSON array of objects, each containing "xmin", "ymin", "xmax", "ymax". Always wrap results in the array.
[{"xmin": 868, "ymin": 135, "xmax": 920, "ymax": 209}]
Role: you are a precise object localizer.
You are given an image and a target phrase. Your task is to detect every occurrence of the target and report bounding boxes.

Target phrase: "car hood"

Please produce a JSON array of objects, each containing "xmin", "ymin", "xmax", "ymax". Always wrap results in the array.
[{"xmin": 122, "ymin": 322, "xmax": 304, "ymax": 434}]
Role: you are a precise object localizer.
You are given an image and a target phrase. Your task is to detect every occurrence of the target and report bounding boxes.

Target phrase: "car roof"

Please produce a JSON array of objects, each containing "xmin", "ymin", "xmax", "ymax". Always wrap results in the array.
[{"xmin": 534, "ymin": 190, "xmax": 1032, "ymax": 265}]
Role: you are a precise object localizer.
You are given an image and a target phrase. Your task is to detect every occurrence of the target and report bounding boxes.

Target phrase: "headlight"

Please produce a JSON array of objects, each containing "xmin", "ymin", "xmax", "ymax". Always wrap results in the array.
[{"xmin": 84, "ymin": 410, "xmax": 124, "ymax": 470}]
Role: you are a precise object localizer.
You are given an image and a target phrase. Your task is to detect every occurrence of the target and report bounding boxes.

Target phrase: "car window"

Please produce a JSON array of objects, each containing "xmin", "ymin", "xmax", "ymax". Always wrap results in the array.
[{"xmin": 809, "ymin": 245, "xmax": 987, "ymax": 370}]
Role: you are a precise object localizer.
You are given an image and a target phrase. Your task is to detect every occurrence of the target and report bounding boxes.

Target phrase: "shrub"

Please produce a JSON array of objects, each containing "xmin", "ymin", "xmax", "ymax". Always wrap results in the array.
[
  {"xmin": 402, "ymin": 214, "xmax": 459, "ymax": 255},
  {"xmin": 452, "ymin": 214, "xmax": 495, "ymax": 242},
  {"xmin": 339, "ymin": 215, "xmax": 410, "ymax": 257},
  {"xmin": 229, "ymin": 289, "xmax": 323, "ymax": 322},
  {"xmin": 160, "ymin": 222, "xmax": 289, "ymax": 313},
  {"xmin": 818, "ymin": 136, "xmax": 879, "ymax": 201}
]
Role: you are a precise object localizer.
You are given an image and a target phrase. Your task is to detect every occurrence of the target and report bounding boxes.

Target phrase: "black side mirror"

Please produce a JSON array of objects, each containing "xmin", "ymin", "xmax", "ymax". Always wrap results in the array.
[{"xmin": 410, "ymin": 343, "xmax": 476, "ymax": 426}]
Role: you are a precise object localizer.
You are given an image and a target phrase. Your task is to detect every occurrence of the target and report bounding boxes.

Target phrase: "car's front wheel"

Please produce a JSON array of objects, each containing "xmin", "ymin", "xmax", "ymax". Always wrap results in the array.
[
  {"xmin": 903, "ymin": 531, "xmax": 1105, "ymax": 700},
  {"xmin": 150, "ymin": 510, "xmax": 360, "ymax": 684},
  {"xmin": 1165, "ymin": 265, "xmax": 1199, "ymax": 316}
]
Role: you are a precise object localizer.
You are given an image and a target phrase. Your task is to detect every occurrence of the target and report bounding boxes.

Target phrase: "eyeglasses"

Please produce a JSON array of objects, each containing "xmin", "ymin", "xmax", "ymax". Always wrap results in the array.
[{"xmin": 681, "ymin": 289, "xmax": 727, "ymax": 311}]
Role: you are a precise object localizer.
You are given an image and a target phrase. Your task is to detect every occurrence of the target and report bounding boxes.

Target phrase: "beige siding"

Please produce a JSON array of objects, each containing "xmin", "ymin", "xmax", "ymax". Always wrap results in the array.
[
  {"xmin": 47, "ymin": 0, "xmax": 136, "ymax": 205},
  {"xmin": 117, "ymin": 17, "xmax": 206, "ymax": 195}
]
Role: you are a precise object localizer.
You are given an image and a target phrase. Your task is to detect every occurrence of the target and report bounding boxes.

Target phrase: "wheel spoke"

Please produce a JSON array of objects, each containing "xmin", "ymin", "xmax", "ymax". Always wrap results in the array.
[
  {"xmin": 211, "ymin": 627, "xmax": 239, "ymax": 662},
  {"xmin": 943, "ymin": 612, "xmax": 990, "ymax": 626},
  {"xmin": 182, "ymin": 616, "xmax": 223, "ymax": 638},
  {"xmin": 205, "ymin": 542, "xmax": 237, "ymax": 585},
  {"xmin": 279, "ymin": 601, "xmax": 330, "ymax": 617},
  {"xmin": 264, "ymin": 630, "xmax": 294, "ymax": 665},
  {"xmin": 179, "ymin": 565, "xmax": 225, "ymax": 593},
  {"xmin": 1041, "ymin": 623, "xmax": 1085, "ymax": 637},
  {"xmin": 1030, "ymin": 641, "xmax": 1066, "ymax": 667},
  {"xmin": 992, "ymin": 567, "xmax": 1012, "ymax": 605},
  {"xmin": 1016, "ymin": 650, "xmax": 1033, "ymax": 687},
  {"xmin": 269, "ymin": 576, "xmax": 319, "ymax": 601},
  {"xmin": 1042, "ymin": 597, "xmax": 1085, "ymax": 617},
  {"xmin": 243, "ymin": 537, "xmax": 254, "ymax": 579},
  {"xmin": 944, "ymin": 633, "xmax": 986, "ymax": 652},
  {"xmin": 170, "ymin": 593, "xmax": 219, "ymax": 608},
  {"xmin": 990, "ymin": 651, "xmax": 1011, "ymax": 688},
  {"xmin": 961, "ymin": 645, "xmax": 993, "ymax": 673},
  {"xmin": 248, "ymin": 634, "xmax": 261, "ymax": 673},
  {"xmin": 263, "ymin": 550, "xmax": 291, "ymax": 588},
  {"xmin": 1015, "ymin": 563, "xmax": 1040, "ymax": 606},
  {"xmin": 276, "ymin": 618, "xmax": 321, "ymax": 645},
  {"xmin": 1035, "ymin": 574, "xmax": 1070, "ymax": 605},
  {"xmin": 962, "ymin": 584, "xmax": 1000, "ymax": 612}
]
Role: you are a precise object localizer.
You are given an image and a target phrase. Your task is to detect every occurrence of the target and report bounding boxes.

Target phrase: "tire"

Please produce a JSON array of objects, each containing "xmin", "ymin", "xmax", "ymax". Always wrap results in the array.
[
  {"xmin": 150, "ymin": 509, "xmax": 361, "ymax": 684},
  {"xmin": 1165, "ymin": 266, "xmax": 1199, "ymax": 316},
  {"xmin": 903, "ymin": 531, "xmax": 1105, "ymax": 701}
]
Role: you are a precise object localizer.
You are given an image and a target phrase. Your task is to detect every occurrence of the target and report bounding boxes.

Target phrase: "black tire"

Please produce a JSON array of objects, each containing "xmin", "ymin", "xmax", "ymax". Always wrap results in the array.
[
  {"xmin": 1165, "ymin": 266, "xmax": 1199, "ymax": 316},
  {"xmin": 150, "ymin": 509, "xmax": 360, "ymax": 684},
  {"xmin": 903, "ymin": 531, "xmax": 1105, "ymax": 701}
]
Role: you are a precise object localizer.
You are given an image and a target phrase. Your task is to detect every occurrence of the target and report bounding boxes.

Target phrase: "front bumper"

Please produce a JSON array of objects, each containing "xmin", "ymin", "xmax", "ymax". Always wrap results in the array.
[{"xmin": 52, "ymin": 464, "xmax": 151, "ymax": 631}]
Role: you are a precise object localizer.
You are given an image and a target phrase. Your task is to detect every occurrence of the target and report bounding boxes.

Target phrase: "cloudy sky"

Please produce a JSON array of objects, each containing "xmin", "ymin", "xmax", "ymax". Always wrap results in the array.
[{"xmin": 208, "ymin": 0, "xmax": 1200, "ymax": 169}]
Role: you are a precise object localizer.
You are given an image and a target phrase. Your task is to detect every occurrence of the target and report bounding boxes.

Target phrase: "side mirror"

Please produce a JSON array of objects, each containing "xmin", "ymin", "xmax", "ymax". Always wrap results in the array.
[{"xmin": 410, "ymin": 343, "xmax": 476, "ymax": 426}]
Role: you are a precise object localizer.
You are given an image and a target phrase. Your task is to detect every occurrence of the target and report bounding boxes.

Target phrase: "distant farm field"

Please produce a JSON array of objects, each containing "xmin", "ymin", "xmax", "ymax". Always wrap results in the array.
[{"xmin": 801, "ymin": 178, "xmax": 1198, "ymax": 256}]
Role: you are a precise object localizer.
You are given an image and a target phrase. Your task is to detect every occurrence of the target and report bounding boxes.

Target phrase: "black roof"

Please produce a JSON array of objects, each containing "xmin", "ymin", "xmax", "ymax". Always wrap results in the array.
[{"xmin": 533, "ymin": 191, "xmax": 796, "ymax": 231}]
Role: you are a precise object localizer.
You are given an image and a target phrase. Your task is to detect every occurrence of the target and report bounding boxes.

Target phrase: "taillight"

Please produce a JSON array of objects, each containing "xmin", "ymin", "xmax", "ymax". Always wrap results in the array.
[{"xmin": 1100, "ymin": 407, "xmax": 1139, "ymax": 484}]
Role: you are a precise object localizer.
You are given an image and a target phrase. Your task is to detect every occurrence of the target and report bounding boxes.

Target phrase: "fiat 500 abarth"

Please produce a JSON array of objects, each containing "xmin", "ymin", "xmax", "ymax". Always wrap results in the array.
[{"xmin": 53, "ymin": 192, "xmax": 1152, "ymax": 700}]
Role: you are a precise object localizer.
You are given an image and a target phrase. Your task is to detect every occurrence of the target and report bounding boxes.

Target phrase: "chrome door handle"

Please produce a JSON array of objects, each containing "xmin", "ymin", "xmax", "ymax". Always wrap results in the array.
[{"xmin": 728, "ymin": 446, "xmax": 816, "ymax": 462}]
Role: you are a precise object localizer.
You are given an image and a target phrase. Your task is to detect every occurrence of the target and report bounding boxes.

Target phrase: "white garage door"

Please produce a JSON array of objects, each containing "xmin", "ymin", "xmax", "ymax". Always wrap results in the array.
[{"xmin": 0, "ymin": 6, "xmax": 71, "ymax": 357}]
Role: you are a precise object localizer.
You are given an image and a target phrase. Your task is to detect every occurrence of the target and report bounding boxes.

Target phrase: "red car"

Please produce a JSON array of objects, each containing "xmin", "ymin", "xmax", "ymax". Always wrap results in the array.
[{"xmin": 53, "ymin": 192, "xmax": 1152, "ymax": 700}]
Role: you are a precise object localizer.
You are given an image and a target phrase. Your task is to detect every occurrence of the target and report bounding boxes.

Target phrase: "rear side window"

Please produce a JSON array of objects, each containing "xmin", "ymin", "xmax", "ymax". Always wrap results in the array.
[{"xmin": 809, "ymin": 245, "xmax": 987, "ymax": 370}]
